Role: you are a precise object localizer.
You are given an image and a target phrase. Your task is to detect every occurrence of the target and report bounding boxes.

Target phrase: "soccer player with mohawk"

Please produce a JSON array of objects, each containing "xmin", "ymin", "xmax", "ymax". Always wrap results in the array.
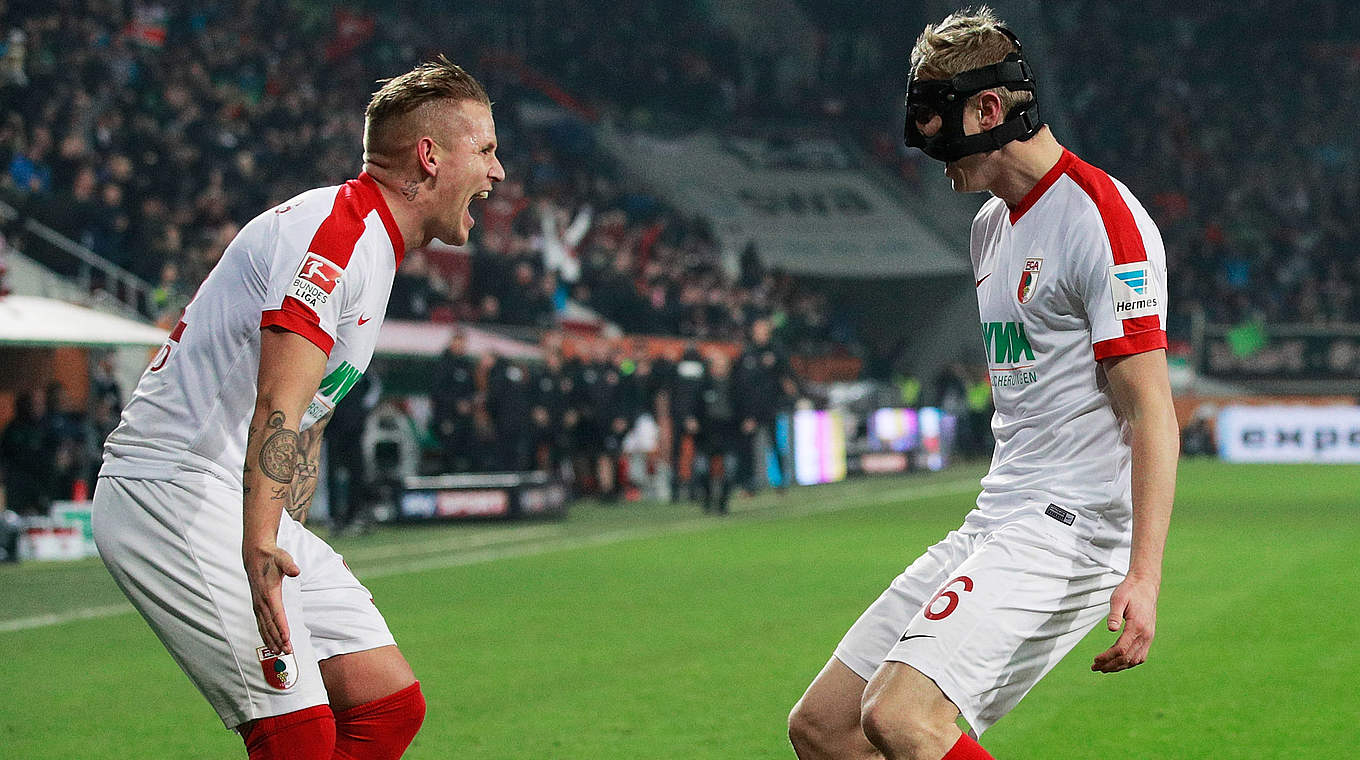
[{"xmin": 94, "ymin": 57, "xmax": 504, "ymax": 759}]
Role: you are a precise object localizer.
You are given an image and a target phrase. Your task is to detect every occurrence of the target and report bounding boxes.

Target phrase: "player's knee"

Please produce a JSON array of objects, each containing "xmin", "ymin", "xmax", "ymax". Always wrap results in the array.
[
  {"xmin": 860, "ymin": 687, "xmax": 942, "ymax": 757},
  {"xmin": 787, "ymin": 699, "xmax": 846, "ymax": 758},
  {"xmin": 332, "ymin": 681, "xmax": 425, "ymax": 760},
  {"xmin": 787, "ymin": 701, "xmax": 820, "ymax": 754},
  {"xmin": 242, "ymin": 705, "xmax": 336, "ymax": 760}
]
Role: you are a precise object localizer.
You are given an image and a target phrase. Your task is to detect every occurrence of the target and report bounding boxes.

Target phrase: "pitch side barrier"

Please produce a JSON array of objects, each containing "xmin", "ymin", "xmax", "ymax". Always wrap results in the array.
[{"xmin": 397, "ymin": 471, "xmax": 569, "ymax": 522}]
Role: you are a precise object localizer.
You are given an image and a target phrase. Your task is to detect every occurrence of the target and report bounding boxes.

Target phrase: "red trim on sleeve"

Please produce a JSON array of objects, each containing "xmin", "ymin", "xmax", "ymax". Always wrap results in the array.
[
  {"xmin": 1009, "ymin": 149, "xmax": 1075, "ymax": 225},
  {"xmin": 261, "ymin": 307, "xmax": 335, "ymax": 355},
  {"xmin": 1093, "ymin": 327, "xmax": 1167, "ymax": 360},
  {"xmin": 1063, "ymin": 151, "xmax": 1164, "ymax": 342},
  {"xmin": 168, "ymin": 319, "xmax": 187, "ymax": 341}
]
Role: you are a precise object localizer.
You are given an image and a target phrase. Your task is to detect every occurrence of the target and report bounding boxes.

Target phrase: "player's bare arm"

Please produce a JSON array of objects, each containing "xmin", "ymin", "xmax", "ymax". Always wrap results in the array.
[
  {"xmin": 285, "ymin": 409, "xmax": 331, "ymax": 524},
  {"xmin": 243, "ymin": 326, "xmax": 329, "ymax": 654},
  {"xmin": 1093, "ymin": 348, "xmax": 1179, "ymax": 673}
]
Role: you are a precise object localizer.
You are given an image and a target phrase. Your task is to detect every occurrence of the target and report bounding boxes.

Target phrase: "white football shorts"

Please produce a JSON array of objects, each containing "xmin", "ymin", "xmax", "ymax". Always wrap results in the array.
[
  {"xmin": 833, "ymin": 514, "xmax": 1124, "ymax": 735},
  {"xmin": 93, "ymin": 474, "xmax": 396, "ymax": 729}
]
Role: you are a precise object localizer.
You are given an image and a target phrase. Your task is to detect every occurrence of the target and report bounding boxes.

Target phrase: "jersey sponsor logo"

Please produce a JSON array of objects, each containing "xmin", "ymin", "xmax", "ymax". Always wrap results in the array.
[
  {"xmin": 256, "ymin": 646, "xmax": 299, "ymax": 690},
  {"xmin": 982, "ymin": 321, "xmax": 1035, "ymax": 364},
  {"xmin": 1016, "ymin": 257, "xmax": 1042, "ymax": 304},
  {"xmin": 288, "ymin": 253, "xmax": 343, "ymax": 309},
  {"xmin": 898, "ymin": 633, "xmax": 937, "ymax": 643},
  {"xmin": 975, "ymin": 272, "xmax": 991, "ymax": 288},
  {"xmin": 304, "ymin": 362, "xmax": 364, "ymax": 428},
  {"xmin": 982, "ymin": 321, "xmax": 1039, "ymax": 387},
  {"xmin": 358, "ymin": 313, "xmax": 372, "ymax": 325},
  {"xmin": 1108, "ymin": 262, "xmax": 1159, "ymax": 320}
]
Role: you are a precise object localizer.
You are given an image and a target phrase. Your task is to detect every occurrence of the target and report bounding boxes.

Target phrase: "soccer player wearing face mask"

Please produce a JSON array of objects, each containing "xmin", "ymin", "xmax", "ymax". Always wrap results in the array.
[
  {"xmin": 789, "ymin": 9, "xmax": 1178, "ymax": 760},
  {"xmin": 93, "ymin": 57, "xmax": 504, "ymax": 759}
]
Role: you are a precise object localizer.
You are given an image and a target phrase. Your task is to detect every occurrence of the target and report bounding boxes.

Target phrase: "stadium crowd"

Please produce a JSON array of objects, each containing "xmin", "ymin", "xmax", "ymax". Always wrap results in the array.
[
  {"xmin": 0, "ymin": 0, "xmax": 844, "ymax": 355},
  {"xmin": 1052, "ymin": 3, "xmax": 1360, "ymax": 337}
]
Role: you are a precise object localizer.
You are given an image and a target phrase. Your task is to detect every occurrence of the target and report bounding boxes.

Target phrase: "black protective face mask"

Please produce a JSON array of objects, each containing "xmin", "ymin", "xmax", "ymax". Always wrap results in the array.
[{"xmin": 904, "ymin": 28, "xmax": 1044, "ymax": 163}]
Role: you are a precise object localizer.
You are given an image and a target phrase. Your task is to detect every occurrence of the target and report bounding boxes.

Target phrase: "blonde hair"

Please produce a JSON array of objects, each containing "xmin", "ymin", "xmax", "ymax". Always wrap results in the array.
[
  {"xmin": 363, "ymin": 55, "xmax": 491, "ymax": 159},
  {"xmin": 910, "ymin": 6, "xmax": 1032, "ymax": 116}
]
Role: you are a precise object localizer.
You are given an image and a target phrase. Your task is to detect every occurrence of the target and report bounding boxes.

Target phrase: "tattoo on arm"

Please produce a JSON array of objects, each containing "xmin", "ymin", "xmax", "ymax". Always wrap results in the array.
[
  {"xmin": 245, "ymin": 410, "xmax": 331, "ymax": 524},
  {"xmin": 401, "ymin": 179, "xmax": 419, "ymax": 201},
  {"xmin": 285, "ymin": 411, "xmax": 332, "ymax": 523},
  {"xmin": 258, "ymin": 411, "xmax": 300, "ymax": 483}
]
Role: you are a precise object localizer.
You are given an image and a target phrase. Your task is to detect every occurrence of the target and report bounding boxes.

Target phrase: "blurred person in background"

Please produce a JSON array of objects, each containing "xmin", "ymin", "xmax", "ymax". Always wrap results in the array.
[
  {"xmin": 1, "ymin": 391, "xmax": 49, "ymax": 515},
  {"xmin": 41, "ymin": 380, "xmax": 87, "ymax": 501},
  {"xmin": 429, "ymin": 330, "xmax": 479, "ymax": 473},
  {"xmin": 325, "ymin": 373, "xmax": 380, "ymax": 537},
  {"xmin": 92, "ymin": 58, "xmax": 503, "ymax": 759},
  {"xmin": 734, "ymin": 316, "xmax": 795, "ymax": 493},
  {"xmin": 695, "ymin": 352, "xmax": 740, "ymax": 515},
  {"xmin": 668, "ymin": 343, "xmax": 708, "ymax": 503},
  {"xmin": 487, "ymin": 356, "xmax": 535, "ymax": 471}
]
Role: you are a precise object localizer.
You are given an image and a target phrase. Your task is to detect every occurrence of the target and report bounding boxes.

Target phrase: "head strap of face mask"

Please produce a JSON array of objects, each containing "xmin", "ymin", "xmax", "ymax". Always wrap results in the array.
[{"xmin": 904, "ymin": 26, "xmax": 1043, "ymax": 162}]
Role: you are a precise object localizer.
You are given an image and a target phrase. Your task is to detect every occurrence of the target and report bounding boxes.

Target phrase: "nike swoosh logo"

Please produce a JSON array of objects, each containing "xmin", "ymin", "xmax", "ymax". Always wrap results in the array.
[
  {"xmin": 975, "ymin": 273, "xmax": 991, "ymax": 288},
  {"xmin": 358, "ymin": 314, "xmax": 372, "ymax": 325},
  {"xmin": 899, "ymin": 633, "xmax": 937, "ymax": 643}
]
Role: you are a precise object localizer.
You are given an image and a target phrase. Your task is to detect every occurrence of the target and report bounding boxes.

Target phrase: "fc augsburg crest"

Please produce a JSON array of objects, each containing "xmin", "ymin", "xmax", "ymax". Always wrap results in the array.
[
  {"xmin": 1017, "ymin": 258, "xmax": 1043, "ymax": 304},
  {"xmin": 256, "ymin": 646, "xmax": 300, "ymax": 690}
]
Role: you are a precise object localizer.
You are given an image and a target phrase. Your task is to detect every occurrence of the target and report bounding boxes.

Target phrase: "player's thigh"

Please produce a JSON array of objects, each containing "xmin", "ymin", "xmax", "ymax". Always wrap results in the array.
[
  {"xmin": 93, "ymin": 476, "xmax": 329, "ymax": 728},
  {"xmin": 884, "ymin": 518, "xmax": 1122, "ymax": 735},
  {"xmin": 319, "ymin": 645, "xmax": 416, "ymax": 711},
  {"xmin": 832, "ymin": 527, "xmax": 979, "ymax": 682}
]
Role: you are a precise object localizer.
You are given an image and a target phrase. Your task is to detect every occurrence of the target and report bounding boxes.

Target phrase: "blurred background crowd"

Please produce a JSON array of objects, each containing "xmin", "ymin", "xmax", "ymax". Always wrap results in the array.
[{"xmin": 2, "ymin": 0, "xmax": 1356, "ymax": 519}]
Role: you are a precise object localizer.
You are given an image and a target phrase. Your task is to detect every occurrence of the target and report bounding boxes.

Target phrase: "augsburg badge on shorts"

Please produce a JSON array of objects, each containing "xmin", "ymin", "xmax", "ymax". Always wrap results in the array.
[{"xmin": 256, "ymin": 646, "xmax": 299, "ymax": 690}]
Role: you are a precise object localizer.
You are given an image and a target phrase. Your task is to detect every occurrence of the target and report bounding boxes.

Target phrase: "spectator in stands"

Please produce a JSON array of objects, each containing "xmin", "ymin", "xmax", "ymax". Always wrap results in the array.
[{"xmin": 1, "ymin": 391, "xmax": 49, "ymax": 514}]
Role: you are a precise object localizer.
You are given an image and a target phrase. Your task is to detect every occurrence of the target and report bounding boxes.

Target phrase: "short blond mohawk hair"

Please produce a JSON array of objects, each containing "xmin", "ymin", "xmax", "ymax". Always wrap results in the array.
[{"xmin": 363, "ymin": 55, "xmax": 491, "ymax": 160}]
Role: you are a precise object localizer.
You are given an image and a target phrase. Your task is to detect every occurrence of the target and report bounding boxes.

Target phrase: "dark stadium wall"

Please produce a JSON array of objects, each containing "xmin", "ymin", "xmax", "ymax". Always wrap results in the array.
[
  {"xmin": 804, "ymin": 273, "xmax": 981, "ymax": 382},
  {"xmin": 0, "ymin": 347, "xmax": 90, "ymax": 429}
]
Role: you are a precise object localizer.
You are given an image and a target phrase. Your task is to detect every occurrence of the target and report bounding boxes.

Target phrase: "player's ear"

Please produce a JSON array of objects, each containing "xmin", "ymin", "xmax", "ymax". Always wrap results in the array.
[
  {"xmin": 977, "ymin": 90, "xmax": 1005, "ymax": 131},
  {"xmin": 416, "ymin": 136, "xmax": 438, "ymax": 178}
]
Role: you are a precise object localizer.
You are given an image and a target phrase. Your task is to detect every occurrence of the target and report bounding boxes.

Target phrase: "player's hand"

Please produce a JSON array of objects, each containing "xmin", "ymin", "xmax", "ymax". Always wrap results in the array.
[
  {"xmin": 1092, "ymin": 572, "xmax": 1158, "ymax": 673},
  {"xmin": 244, "ymin": 544, "xmax": 301, "ymax": 655}
]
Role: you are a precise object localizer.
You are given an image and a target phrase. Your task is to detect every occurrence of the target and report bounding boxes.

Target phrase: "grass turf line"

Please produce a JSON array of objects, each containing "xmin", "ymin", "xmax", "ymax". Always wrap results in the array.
[{"xmin": 0, "ymin": 460, "xmax": 1355, "ymax": 758}]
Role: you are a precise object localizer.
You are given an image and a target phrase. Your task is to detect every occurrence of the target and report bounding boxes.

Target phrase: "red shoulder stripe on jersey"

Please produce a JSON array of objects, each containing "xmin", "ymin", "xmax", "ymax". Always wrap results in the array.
[
  {"xmin": 168, "ymin": 319, "xmax": 187, "ymax": 342},
  {"xmin": 1009, "ymin": 149, "xmax": 1075, "ymax": 225},
  {"xmin": 261, "ymin": 309, "xmax": 336, "ymax": 355},
  {"xmin": 357, "ymin": 172, "xmax": 405, "ymax": 264},
  {"xmin": 1062, "ymin": 151, "xmax": 1165, "ymax": 353},
  {"xmin": 1093, "ymin": 327, "xmax": 1167, "ymax": 361},
  {"xmin": 306, "ymin": 178, "xmax": 376, "ymax": 271}
]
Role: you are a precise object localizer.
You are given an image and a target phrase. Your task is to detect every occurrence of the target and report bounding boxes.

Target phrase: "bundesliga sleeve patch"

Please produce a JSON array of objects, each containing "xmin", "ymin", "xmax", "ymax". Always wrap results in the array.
[
  {"xmin": 1107, "ymin": 261, "xmax": 1159, "ymax": 320},
  {"xmin": 288, "ymin": 252, "xmax": 343, "ymax": 310}
]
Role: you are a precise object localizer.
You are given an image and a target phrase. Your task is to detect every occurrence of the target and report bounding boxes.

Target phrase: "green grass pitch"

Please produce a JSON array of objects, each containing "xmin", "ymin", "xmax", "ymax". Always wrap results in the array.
[{"xmin": 1, "ymin": 458, "xmax": 1356, "ymax": 758}]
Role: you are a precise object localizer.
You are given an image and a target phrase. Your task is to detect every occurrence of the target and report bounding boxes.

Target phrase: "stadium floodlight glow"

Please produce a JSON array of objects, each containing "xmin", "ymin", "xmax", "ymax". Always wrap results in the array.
[{"xmin": 903, "ymin": 26, "xmax": 1044, "ymax": 163}]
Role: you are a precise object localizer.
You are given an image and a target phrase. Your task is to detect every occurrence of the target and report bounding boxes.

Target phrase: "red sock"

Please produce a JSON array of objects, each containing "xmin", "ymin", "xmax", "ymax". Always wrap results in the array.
[
  {"xmin": 242, "ymin": 705, "xmax": 335, "ymax": 760},
  {"xmin": 332, "ymin": 681, "xmax": 426, "ymax": 760},
  {"xmin": 942, "ymin": 732, "xmax": 996, "ymax": 760}
]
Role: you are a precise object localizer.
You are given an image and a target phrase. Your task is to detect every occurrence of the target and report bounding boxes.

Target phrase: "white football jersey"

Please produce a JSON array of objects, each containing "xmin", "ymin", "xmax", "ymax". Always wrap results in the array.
[
  {"xmin": 965, "ymin": 149, "xmax": 1167, "ymax": 572},
  {"xmin": 103, "ymin": 173, "xmax": 405, "ymax": 487}
]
